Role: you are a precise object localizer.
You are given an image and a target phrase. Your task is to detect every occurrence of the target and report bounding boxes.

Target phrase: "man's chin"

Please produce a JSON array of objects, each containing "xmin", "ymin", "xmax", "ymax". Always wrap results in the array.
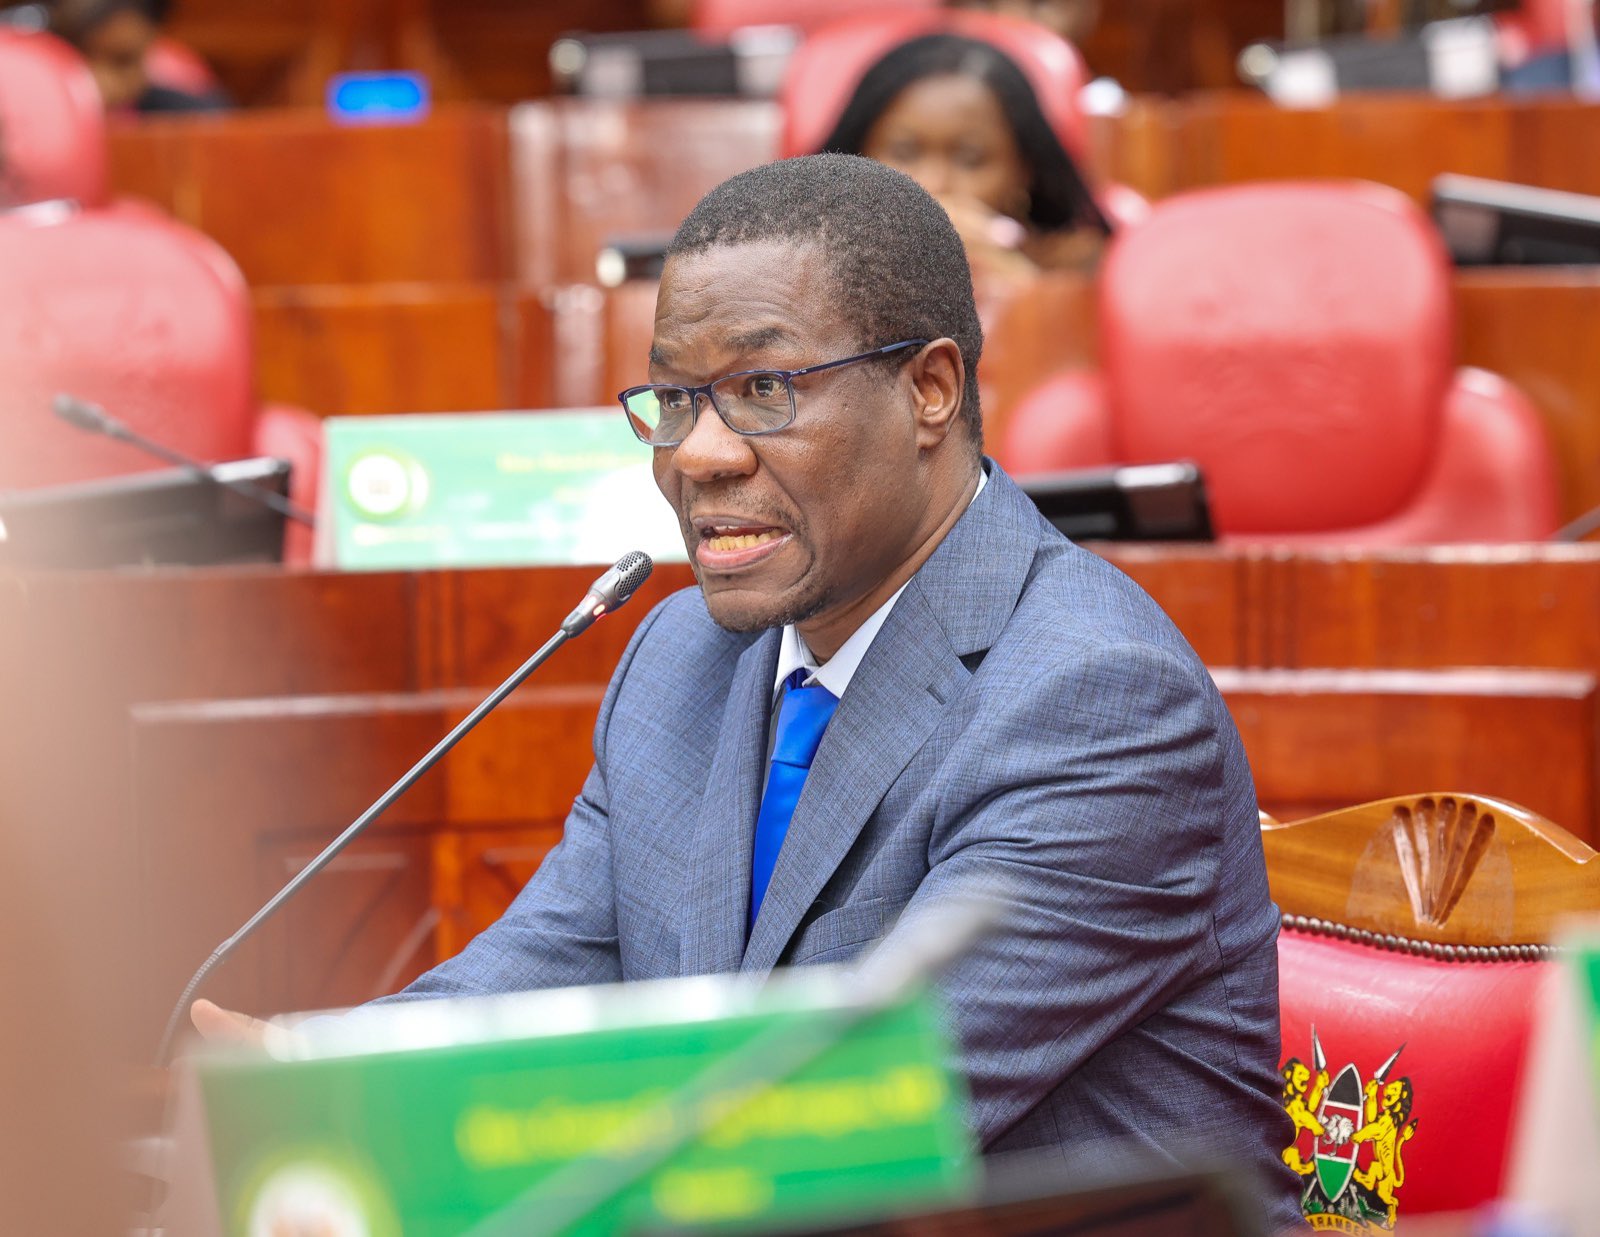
[{"xmin": 701, "ymin": 583, "xmax": 822, "ymax": 635}]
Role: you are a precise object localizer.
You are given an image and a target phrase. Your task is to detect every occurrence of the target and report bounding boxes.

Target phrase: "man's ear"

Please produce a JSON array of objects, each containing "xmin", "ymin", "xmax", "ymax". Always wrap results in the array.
[{"xmin": 908, "ymin": 338, "xmax": 965, "ymax": 450}]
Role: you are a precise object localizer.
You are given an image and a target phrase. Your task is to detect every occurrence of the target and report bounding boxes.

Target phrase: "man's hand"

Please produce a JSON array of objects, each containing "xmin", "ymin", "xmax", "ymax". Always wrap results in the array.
[{"xmin": 189, "ymin": 999, "xmax": 269, "ymax": 1048}]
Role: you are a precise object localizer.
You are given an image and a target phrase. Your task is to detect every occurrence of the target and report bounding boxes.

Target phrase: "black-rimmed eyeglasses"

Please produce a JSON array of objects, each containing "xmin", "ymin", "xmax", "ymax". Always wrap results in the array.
[{"xmin": 618, "ymin": 339, "xmax": 930, "ymax": 447}]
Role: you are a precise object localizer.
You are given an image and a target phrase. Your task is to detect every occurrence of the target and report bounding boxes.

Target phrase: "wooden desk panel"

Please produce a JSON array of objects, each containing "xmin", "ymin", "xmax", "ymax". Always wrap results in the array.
[
  {"xmin": 108, "ymin": 107, "xmax": 511, "ymax": 285},
  {"xmin": 1257, "ymin": 548, "xmax": 1600, "ymax": 670},
  {"xmin": 10, "ymin": 548, "xmax": 1600, "ymax": 1050},
  {"xmin": 1106, "ymin": 94, "xmax": 1600, "ymax": 204},
  {"xmin": 119, "ymin": 658, "xmax": 1598, "ymax": 1034},
  {"xmin": 1455, "ymin": 269, "xmax": 1600, "ymax": 527},
  {"xmin": 1215, "ymin": 667, "xmax": 1599, "ymax": 836},
  {"xmin": 253, "ymin": 282, "xmax": 552, "ymax": 415},
  {"xmin": 508, "ymin": 99, "xmax": 780, "ymax": 289},
  {"xmin": 128, "ymin": 685, "xmax": 601, "ymax": 1045}
]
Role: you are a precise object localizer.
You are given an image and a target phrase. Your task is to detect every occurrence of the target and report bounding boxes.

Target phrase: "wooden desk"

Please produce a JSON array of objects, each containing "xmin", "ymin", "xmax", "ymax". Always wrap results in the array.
[
  {"xmin": 1095, "ymin": 93, "xmax": 1600, "ymax": 204},
  {"xmin": 7, "ymin": 548, "xmax": 1600, "ymax": 1048},
  {"xmin": 107, "ymin": 107, "xmax": 512, "ymax": 286},
  {"xmin": 508, "ymin": 99, "xmax": 780, "ymax": 289}
]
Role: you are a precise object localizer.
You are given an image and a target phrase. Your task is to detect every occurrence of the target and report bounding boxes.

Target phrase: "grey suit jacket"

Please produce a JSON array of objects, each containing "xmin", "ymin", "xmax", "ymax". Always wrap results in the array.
[{"xmin": 395, "ymin": 462, "xmax": 1303, "ymax": 1229}]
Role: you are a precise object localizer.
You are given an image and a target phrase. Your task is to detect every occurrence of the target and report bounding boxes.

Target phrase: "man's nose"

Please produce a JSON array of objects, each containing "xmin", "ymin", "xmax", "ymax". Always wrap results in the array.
[{"xmin": 667, "ymin": 395, "xmax": 759, "ymax": 483}]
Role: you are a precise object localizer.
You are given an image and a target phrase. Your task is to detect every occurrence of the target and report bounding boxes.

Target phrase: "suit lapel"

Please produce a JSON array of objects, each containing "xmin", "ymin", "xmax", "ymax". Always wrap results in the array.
[
  {"xmin": 679, "ymin": 626, "xmax": 780, "ymax": 977},
  {"xmin": 738, "ymin": 463, "xmax": 1049, "ymax": 974},
  {"xmin": 740, "ymin": 585, "xmax": 966, "ymax": 973}
]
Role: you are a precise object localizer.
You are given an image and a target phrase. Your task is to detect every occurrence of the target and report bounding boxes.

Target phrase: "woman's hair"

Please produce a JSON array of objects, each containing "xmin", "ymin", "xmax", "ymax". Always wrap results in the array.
[
  {"xmin": 47, "ymin": 0, "xmax": 167, "ymax": 45},
  {"xmin": 817, "ymin": 32, "xmax": 1109, "ymax": 235}
]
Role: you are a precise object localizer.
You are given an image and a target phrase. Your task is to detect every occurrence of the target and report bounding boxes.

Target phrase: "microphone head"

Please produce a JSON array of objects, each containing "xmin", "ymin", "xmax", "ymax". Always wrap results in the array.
[
  {"xmin": 606, "ymin": 550, "xmax": 654, "ymax": 610},
  {"xmin": 561, "ymin": 552, "xmax": 655, "ymax": 636},
  {"xmin": 53, "ymin": 394, "xmax": 117, "ymax": 437}
]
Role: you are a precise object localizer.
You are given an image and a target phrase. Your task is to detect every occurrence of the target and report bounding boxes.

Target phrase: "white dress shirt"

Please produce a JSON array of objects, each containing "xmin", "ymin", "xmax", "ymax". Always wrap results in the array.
[{"xmin": 772, "ymin": 468, "xmax": 987, "ymax": 702}]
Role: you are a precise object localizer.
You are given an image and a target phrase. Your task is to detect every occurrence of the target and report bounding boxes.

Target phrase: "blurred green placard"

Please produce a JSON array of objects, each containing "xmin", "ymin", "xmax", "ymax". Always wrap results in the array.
[
  {"xmin": 196, "ymin": 972, "xmax": 974, "ymax": 1237},
  {"xmin": 317, "ymin": 412, "xmax": 688, "ymax": 570}
]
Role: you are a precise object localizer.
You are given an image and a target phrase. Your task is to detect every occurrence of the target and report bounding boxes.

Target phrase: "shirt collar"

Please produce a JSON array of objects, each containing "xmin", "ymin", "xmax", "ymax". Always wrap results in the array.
[{"xmin": 772, "ymin": 467, "xmax": 987, "ymax": 701}]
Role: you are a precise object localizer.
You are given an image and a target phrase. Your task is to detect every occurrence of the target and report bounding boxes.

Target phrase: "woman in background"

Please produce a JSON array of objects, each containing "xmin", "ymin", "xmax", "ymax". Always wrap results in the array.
[
  {"xmin": 48, "ymin": 0, "xmax": 226, "ymax": 113},
  {"xmin": 818, "ymin": 32, "xmax": 1109, "ymax": 279}
]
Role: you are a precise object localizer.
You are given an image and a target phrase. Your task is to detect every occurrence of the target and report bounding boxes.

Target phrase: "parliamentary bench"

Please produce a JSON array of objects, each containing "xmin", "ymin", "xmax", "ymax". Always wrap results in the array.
[
  {"xmin": 112, "ymin": 634, "xmax": 1600, "ymax": 1047},
  {"xmin": 7, "ymin": 549, "xmax": 1600, "ymax": 1051},
  {"xmin": 93, "ymin": 101, "xmax": 1600, "ymax": 530}
]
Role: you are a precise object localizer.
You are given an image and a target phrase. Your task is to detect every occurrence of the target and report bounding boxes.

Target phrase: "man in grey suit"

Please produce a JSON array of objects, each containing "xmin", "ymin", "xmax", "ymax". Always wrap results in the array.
[{"xmin": 199, "ymin": 154, "xmax": 1302, "ymax": 1229}]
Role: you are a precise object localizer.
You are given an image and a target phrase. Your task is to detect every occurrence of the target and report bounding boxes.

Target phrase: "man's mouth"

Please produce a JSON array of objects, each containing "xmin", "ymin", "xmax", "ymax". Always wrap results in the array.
[
  {"xmin": 704, "ymin": 527, "xmax": 784, "ymax": 551},
  {"xmin": 692, "ymin": 519, "xmax": 792, "ymax": 570}
]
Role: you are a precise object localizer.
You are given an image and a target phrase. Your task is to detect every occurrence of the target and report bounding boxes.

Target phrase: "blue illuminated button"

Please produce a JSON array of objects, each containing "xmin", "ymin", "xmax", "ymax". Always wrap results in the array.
[{"xmin": 326, "ymin": 72, "xmax": 430, "ymax": 124}]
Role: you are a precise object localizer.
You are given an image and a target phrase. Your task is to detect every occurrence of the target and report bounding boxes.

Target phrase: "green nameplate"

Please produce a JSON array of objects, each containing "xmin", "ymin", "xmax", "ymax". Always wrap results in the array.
[
  {"xmin": 317, "ymin": 412, "xmax": 687, "ymax": 570},
  {"xmin": 1582, "ymin": 937, "xmax": 1600, "ymax": 1103},
  {"xmin": 195, "ymin": 972, "xmax": 975, "ymax": 1236}
]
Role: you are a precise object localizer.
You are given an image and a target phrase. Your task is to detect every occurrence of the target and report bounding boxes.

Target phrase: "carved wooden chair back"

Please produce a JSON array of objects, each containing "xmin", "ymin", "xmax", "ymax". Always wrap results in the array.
[{"xmin": 1263, "ymin": 793, "xmax": 1600, "ymax": 1229}]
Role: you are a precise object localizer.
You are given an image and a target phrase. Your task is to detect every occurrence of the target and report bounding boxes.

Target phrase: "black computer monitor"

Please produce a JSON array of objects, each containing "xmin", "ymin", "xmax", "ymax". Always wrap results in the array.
[
  {"xmin": 549, "ymin": 27, "xmax": 797, "ymax": 99},
  {"xmin": 768, "ymin": 1149, "xmax": 1268, "ymax": 1237},
  {"xmin": 1022, "ymin": 463, "xmax": 1215, "ymax": 543},
  {"xmin": 0, "ymin": 458, "xmax": 291, "ymax": 569},
  {"xmin": 1432, "ymin": 173, "xmax": 1600, "ymax": 265}
]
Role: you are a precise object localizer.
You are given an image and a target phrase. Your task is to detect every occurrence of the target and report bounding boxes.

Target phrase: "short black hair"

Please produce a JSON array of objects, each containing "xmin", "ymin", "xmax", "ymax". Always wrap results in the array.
[
  {"xmin": 666, "ymin": 152, "xmax": 985, "ymax": 450},
  {"xmin": 818, "ymin": 33, "xmax": 1109, "ymax": 235}
]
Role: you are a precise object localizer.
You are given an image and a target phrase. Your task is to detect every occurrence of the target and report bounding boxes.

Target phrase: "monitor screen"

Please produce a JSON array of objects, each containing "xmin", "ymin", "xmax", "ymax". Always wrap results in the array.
[
  {"xmin": 1433, "ymin": 174, "xmax": 1600, "ymax": 265},
  {"xmin": 0, "ymin": 458, "xmax": 291, "ymax": 569},
  {"xmin": 1021, "ymin": 463, "xmax": 1214, "ymax": 543}
]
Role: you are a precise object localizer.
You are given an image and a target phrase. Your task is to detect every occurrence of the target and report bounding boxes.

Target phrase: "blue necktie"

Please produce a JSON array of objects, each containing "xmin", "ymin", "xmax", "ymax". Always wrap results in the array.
[{"xmin": 750, "ymin": 670, "xmax": 839, "ymax": 929}]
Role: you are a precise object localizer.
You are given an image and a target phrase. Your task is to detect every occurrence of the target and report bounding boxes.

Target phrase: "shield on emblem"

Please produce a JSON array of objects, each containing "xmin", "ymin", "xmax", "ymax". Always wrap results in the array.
[{"xmin": 1314, "ymin": 1063, "xmax": 1363, "ymax": 1203}]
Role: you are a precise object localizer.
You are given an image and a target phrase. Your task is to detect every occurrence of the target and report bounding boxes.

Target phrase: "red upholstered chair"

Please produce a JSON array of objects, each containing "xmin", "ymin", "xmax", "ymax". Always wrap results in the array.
[
  {"xmin": 144, "ymin": 35, "xmax": 223, "ymax": 99},
  {"xmin": 0, "ymin": 207, "xmax": 321, "ymax": 562},
  {"xmin": 1495, "ymin": 0, "xmax": 1576, "ymax": 61},
  {"xmin": 694, "ymin": 0, "xmax": 938, "ymax": 39},
  {"xmin": 1265, "ymin": 793, "xmax": 1600, "ymax": 1227},
  {"xmin": 997, "ymin": 182, "xmax": 1560, "ymax": 544},
  {"xmin": 0, "ymin": 28, "xmax": 108, "ymax": 209}
]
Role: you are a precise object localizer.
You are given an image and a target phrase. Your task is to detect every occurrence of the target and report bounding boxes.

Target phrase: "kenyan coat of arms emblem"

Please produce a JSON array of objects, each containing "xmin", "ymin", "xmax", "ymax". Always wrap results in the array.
[{"xmin": 1281, "ymin": 1028, "xmax": 1420, "ymax": 1232}]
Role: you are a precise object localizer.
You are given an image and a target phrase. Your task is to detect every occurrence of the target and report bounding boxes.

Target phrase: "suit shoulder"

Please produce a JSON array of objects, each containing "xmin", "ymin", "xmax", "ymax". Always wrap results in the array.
[
  {"xmin": 624, "ymin": 584, "xmax": 761, "ymax": 676},
  {"xmin": 1008, "ymin": 538, "xmax": 1207, "ymax": 670}
]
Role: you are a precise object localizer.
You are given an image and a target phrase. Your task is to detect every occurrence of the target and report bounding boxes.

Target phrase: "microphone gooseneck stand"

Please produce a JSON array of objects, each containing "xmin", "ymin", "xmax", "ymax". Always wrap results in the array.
[
  {"xmin": 152, "ymin": 551, "xmax": 654, "ymax": 1066},
  {"xmin": 52, "ymin": 393, "xmax": 318, "ymax": 528}
]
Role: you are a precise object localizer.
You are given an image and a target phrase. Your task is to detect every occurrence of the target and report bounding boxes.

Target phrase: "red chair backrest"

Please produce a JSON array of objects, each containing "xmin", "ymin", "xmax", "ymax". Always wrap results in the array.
[
  {"xmin": 694, "ymin": 0, "xmax": 938, "ymax": 38},
  {"xmin": 144, "ymin": 36, "xmax": 222, "ymax": 98},
  {"xmin": 0, "ymin": 208, "xmax": 254, "ymax": 489},
  {"xmin": 1496, "ymin": 0, "xmax": 1574, "ymax": 52},
  {"xmin": 0, "ymin": 29, "xmax": 108, "ymax": 209},
  {"xmin": 778, "ymin": 10, "xmax": 1090, "ymax": 162},
  {"xmin": 1098, "ymin": 181, "xmax": 1453, "ymax": 535},
  {"xmin": 1277, "ymin": 929, "xmax": 1544, "ymax": 1222}
]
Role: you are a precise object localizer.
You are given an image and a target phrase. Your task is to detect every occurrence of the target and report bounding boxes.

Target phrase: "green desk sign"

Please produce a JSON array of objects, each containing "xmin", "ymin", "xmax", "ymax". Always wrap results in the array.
[
  {"xmin": 317, "ymin": 412, "xmax": 688, "ymax": 570},
  {"xmin": 193, "ymin": 971, "xmax": 974, "ymax": 1237}
]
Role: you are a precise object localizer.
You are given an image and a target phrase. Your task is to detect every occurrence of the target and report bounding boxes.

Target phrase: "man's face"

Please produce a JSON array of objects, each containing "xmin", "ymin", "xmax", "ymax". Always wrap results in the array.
[{"xmin": 649, "ymin": 239, "xmax": 933, "ymax": 635}]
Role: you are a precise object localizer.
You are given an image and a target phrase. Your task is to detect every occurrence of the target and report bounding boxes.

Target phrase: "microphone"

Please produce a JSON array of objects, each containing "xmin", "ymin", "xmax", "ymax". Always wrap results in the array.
[
  {"xmin": 152, "ymin": 551, "xmax": 654, "ymax": 1066},
  {"xmin": 52, "ymin": 393, "xmax": 317, "ymax": 529},
  {"xmin": 560, "ymin": 551, "xmax": 656, "ymax": 636}
]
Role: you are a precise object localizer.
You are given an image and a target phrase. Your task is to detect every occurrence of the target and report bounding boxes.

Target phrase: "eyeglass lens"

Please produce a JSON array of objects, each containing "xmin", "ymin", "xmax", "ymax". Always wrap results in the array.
[{"xmin": 624, "ymin": 371, "xmax": 794, "ymax": 445}]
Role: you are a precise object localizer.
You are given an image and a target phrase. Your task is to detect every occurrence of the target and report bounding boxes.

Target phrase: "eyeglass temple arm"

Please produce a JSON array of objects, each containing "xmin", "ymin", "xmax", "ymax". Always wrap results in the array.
[{"xmin": 787, "ymin": 339, "xmax": 931, "ymax": 380}]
